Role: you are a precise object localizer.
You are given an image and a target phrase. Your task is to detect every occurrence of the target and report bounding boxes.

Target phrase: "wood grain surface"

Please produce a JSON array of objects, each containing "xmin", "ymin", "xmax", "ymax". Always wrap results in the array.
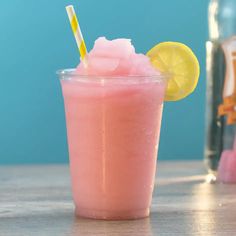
[{"xmin": 1, "ymin": 161, "xmax": 236, "ymax": 236}]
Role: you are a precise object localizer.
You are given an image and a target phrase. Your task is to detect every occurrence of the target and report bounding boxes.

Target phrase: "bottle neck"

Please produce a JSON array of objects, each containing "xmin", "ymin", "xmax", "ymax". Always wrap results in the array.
[
  {"xmin": 209, "ymin": 0, "xmax": 219, "ymax": 41},
  {"xmin": 209, "ymin": 0, "xmax": 236, "ymax": 41}
]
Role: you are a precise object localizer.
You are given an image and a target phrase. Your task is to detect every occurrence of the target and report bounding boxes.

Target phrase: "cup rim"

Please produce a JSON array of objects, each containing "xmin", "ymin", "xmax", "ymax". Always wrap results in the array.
[{"xmin": 57, "ymin": 68, "xmax": 167, "ymax": 84}]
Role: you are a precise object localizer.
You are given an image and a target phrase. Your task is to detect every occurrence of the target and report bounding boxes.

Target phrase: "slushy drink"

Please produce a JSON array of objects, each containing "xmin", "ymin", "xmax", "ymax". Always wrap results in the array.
[{"xmin": 58, "ymin": 37, "xmax": 166, "ymax": 219}]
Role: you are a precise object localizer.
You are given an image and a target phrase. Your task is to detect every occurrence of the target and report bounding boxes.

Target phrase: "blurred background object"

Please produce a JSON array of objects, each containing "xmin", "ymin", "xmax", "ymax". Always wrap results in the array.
[
  {"xmin": 205, "ymin": 0, "xmax": 236, "ymax": 177},
  {"xmin": 0, "ymin": 0, "xmax": 207, "ymax": 164}
]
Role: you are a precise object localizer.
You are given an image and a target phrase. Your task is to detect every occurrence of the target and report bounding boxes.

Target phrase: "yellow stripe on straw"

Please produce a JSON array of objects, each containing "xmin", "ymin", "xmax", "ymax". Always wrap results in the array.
[
  {"xmin": 71, "ymin": 15, "xmax": 79, "ymax": 33},
  {"xmin": 66, "ymin": 5, "xmax": 88, "ymax": 65}
]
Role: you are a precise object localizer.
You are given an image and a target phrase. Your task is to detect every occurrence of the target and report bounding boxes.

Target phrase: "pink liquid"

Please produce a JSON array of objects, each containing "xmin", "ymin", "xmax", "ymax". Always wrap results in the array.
[
  {"xmin": 218, "ymin": 150, "xmax": 236, "ymax": 183},
  {"xmin": 61, "ymin": 76, "xmax": 165, "ymax": 219}
]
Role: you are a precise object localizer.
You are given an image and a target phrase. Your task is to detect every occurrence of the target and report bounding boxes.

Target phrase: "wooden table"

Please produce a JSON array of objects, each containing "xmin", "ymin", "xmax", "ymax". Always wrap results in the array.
[{"xmin": 1, "ymin": 161, "xmax": 236, "ymax": 236}]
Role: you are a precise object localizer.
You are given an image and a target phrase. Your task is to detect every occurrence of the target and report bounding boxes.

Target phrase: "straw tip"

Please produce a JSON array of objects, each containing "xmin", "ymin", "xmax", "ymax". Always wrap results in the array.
[{"xmin": 65, "ymin": 5, "xmax": 74, "ymax": 10}]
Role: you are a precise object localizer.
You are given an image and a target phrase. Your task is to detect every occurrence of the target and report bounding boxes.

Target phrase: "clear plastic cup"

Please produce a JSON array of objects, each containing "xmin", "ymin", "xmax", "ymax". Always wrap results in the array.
[{"xmin": 58, "ymin": 69, "xmax": 166, "ymax": 220}]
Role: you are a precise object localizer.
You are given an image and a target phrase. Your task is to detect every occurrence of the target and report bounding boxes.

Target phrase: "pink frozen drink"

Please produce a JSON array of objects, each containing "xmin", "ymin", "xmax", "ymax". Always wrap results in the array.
[{"xmin": 58, "ymin": 37, "xmax": 166, "ymax": 219}]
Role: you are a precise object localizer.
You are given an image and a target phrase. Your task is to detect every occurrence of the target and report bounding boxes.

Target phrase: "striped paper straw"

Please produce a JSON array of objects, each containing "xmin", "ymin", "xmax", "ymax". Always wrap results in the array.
[{"xmin": 66, "ymin": 5, "xmax": 88, "ymax": 65}]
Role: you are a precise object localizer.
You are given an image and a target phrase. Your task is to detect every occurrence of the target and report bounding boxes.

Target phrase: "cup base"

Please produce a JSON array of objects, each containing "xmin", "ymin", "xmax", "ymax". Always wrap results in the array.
[{"xmin": 75, "ymin": 207, "xmax": 150, "ymax": 220}]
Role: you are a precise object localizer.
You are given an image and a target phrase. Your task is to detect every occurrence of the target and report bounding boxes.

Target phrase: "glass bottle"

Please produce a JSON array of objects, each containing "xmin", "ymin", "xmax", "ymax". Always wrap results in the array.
[{"xmin": 205, "ymin": 0, "xmax": 236, "ymax": 175}]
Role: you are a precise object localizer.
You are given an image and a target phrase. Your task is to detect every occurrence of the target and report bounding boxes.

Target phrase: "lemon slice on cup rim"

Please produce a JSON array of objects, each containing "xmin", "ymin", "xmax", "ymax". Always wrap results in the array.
[{"xmin": 146, "ymin": 42, "xmax": 200, "ymax": 101}]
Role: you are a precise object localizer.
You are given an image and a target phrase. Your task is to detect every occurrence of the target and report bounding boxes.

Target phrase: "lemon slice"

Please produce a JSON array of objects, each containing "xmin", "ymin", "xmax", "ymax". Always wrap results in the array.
[{"xmin": 146, "ymin": 42, "xmax": 200, "ymax": 101}]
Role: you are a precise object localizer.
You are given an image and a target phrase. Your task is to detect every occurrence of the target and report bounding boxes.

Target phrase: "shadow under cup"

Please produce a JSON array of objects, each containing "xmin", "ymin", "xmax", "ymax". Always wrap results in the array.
[{"xmin": 58, "ymin": 69, "xmax": 166, "ymax": 220}]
